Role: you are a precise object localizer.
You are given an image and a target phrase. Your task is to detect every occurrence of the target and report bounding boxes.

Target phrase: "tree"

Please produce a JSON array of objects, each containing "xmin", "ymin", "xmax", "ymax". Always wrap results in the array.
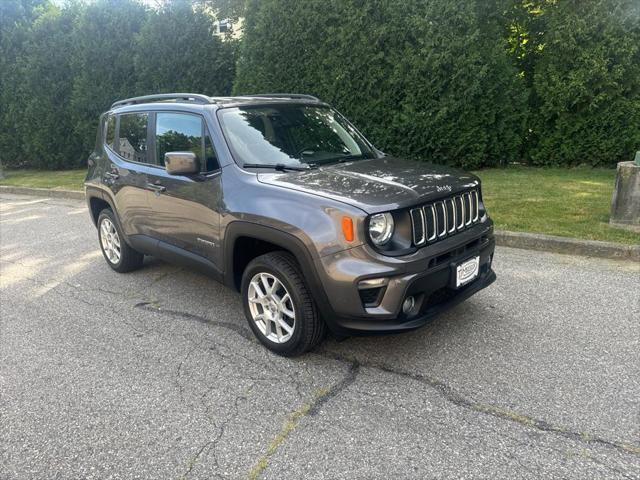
[
  {"xmin": 70, "ymin": 0, "xmax": 148, "ymax": 162},
  {"xmin": 0, "ymin": 0, "xmax": 49, "ymax": 167},
  {"xmin": 135, "ymin": 0, "xmax": 236, "ymax": 96},
  {"xmin": 528, "ymin": 0, "xmax": 640, "ymax": 166},
  {"xmin": 235, "ymin": 0, "xmax": 526, "ymax": 168},
  {"xmin": 202, "ymin": 0, "xmax": 246, "ymax": 22},
  {"xmin": 17, "ymin": 3, "xmax": 82, "ymax": 169}
]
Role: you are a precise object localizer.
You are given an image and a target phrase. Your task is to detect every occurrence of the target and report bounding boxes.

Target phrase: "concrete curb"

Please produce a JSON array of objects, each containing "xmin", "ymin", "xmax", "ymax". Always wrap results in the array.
[
  {"xmin": 0, "ymin": 185, "xmax": 85, "ymax": 200},
  {"xmin": 495, "ymin": 230, "xmax": 639, "ymax": 262},
  {"xmin": 1, "ymin": 185, "xmax": 637, "ymax": 261}
]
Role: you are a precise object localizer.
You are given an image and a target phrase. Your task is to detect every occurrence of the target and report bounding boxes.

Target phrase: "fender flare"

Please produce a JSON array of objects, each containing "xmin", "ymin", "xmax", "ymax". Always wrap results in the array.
[
  {"xmin": 85, "ymin": 186, "xmax": 135, "ymax": 248},
  {"xmin": 223, "ymin": 221, "xmax": 335, "ymax": 321},
  {"xmin": 85, "ymin": 185, "xmax": 114, "ymax": 225}
]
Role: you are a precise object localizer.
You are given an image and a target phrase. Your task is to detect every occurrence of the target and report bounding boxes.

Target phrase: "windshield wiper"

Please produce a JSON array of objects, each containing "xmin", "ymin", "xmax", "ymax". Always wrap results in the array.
[
  {"xmin": 242, "ymin": 163, "xmax": 315, "ymax": 172},
  {"xmin": 318, "ymin": 154, "xmax": 371, "ymax": 165}
]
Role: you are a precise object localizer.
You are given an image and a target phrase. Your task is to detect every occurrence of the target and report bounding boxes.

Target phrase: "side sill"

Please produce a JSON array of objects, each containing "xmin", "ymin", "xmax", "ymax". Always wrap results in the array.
[{"xmin": 128, "ymin": 234, "xmax": 223, "ymax": 282}]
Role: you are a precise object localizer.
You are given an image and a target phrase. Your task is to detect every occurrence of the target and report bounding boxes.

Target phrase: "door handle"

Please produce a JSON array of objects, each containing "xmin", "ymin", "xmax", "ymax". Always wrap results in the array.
[
  {"xmin": 104, "ymin": 171, "xmax": 119, "ymax": 180},
  {"xmin": 146, "ymin": 182, "xmax": 166, "ymax": 193}
]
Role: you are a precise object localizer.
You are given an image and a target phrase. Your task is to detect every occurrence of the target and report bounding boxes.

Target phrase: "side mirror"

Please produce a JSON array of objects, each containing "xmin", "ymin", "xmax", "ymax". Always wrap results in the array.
[{"xmin": 165, "ymin": 151, "xmax": 199, "ymax": 175}]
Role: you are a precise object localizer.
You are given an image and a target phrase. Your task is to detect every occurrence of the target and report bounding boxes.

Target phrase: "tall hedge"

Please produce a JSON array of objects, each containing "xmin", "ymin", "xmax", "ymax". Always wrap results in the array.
[
  {"xmin": 235, "ymin": 0, "xmax": 527, "ymax": 169},
  {"xmin": 135, "ymin": 2, "xmax": 236, "ymax": 96},
  {"xmin": 69, "ymin": 0, "xmax": 149, "ymax": 165},
  {"xmin": 0, "ymin": 0, "xmax": 237, "ymax": 170},
  {"xmin": 2, "ymin": 0, "xmax": 639, "ymax": 170},
  {"xmin": 0, "ymin": 0, "xmax": 44, "ymax": 168},
  {"xmin": 16, "ymin": 4, "xmax": 81, "ymax": 169},
  {"xmin": 527, "ymin": 0, "xmax": 640, "ymax": 166}
]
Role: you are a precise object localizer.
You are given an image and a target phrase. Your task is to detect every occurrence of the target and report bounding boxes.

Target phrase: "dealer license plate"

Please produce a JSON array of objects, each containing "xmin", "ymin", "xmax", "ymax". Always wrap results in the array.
[{"xmin": 456, "ymin": 256, "xmax": 480, "ymax": 288}]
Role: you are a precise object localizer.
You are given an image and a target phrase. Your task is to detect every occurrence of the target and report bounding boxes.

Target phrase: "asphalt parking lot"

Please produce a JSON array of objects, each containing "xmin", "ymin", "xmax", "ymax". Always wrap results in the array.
[{"xmin": 1, "ymin": 193, "xmax": 639, "ymax": 479}]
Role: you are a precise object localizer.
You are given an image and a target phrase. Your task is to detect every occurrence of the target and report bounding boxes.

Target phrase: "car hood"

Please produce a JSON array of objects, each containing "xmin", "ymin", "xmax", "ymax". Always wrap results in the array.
[{"xmin": 256, "ymin": 156, "xmax": 480, "ymax": 214}]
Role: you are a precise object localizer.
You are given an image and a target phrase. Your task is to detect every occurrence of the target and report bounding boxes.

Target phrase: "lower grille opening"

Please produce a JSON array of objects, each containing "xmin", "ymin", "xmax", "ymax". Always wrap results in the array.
[
  {"xmin": 427, "ymin": 235, "xmax": 488, "ymax": 269},
  {"xmin": 421, "ymin": 262, "xmax": 490, "ymax": 313},
  {"xmin": 359, "ymin": 286, "xmax": 386, "ymax": 308},
  {"xmin": 425, "ymin": 287, "xmax": 458, "ymax": 308}
]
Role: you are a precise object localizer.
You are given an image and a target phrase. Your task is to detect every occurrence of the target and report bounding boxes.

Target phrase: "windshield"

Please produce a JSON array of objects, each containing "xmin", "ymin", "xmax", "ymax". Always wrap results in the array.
[{"xmin": 218, "ymin": 105, "xmax": 376, "ymax": 168}]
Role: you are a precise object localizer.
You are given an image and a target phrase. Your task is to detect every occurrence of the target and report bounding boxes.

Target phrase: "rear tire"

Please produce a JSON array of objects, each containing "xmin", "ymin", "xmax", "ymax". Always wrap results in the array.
[
  {"xmin": 241, "ymin": 252, "xmax": 326, "ymax": 356},
  {"xmin": 97, "ymin": 209, "xmax": 144, "ymax": 273}
]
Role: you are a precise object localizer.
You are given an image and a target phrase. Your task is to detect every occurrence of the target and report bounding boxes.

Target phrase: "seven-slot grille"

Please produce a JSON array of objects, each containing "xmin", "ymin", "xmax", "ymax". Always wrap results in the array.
[{"xmin": 410, "ymin": 190, "xmax": 480, "ymax": 246}]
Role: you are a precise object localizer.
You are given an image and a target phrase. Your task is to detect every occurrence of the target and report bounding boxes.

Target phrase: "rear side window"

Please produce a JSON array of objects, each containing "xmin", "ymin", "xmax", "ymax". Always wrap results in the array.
[
  {"xmin": 118, "ymin": 113, "xmax": 149, "ymax": 163},
  {"xmin": 156, "ymin": 112, "xmax": 219, "ymax": 171},
  {"xmin": 105, "ymin": 115, "xmax": 116, "ymax": 149}
]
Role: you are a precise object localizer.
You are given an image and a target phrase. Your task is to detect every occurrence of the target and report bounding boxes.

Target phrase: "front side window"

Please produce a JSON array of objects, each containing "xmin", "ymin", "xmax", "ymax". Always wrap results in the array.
[
  {"xmin": 217, "ymin": 105, "xmax": 375, "ymax": 168},
  {"xmin": 105, "ymin": 115, "xmax": 116, "ymax": 149},
  {"xmin": 118, "ymin": 113, "xmax": 148, "ymax": 163},
  {"xmin": 156, "ymin": 112, "xmax": 206, "ymax": 168}
]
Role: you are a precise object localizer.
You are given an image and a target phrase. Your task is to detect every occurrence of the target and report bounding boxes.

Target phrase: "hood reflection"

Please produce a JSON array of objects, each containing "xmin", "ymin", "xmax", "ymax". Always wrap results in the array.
[{"xmin": 257, "ymin": 156, "xmax": 479, "ymax": 213}]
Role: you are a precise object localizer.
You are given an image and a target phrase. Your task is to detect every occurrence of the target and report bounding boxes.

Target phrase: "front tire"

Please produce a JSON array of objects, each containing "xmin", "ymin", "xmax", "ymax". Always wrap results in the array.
[
  {"xmin": 241, "ymin": 252, "xmax": 326, "ymax": 356},
  {"xmin": 97, "ymin": 209, "xmax": 144, "ymax": 273}
]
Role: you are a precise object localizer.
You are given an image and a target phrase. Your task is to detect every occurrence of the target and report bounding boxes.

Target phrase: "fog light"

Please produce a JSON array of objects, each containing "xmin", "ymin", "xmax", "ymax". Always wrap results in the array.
[
  {"xmin": 402, "ymin": 296, "xmax": 415, "ymax": 314},
  {"xmin": 358, "ymin": 277, "xmax": 388, "ymax": 289}
]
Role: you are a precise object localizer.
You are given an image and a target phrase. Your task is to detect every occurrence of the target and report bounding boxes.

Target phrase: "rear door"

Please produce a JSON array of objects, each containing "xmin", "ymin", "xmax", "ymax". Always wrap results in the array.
[
  {"xmin": 102, "ymin": 111, "xmax": 153, "ymax": 237},
  {"xmin": 144, "ymin": 111, "xmax": 223, "ymax": 270}
]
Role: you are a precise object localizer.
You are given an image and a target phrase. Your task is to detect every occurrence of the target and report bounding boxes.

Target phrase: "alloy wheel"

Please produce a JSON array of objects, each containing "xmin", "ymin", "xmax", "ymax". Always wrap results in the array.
[
  {"xmin": 247, "ymin": 272, "xmax": 296, "ymax": 343},
  {"xmin": 100, "ymin": 218, "xmax": 121, "ymax": 265}
]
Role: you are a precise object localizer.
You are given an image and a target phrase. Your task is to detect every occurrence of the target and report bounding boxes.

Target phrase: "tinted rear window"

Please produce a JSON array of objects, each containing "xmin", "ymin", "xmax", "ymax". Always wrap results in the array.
[{"xmin": 118, "ymin": 113, "xmax": 148, "ymax": 163}]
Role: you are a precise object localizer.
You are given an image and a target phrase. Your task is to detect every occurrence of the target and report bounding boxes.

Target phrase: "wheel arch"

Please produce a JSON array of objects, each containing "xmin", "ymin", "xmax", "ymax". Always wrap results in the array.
[
  {"xmin": 85, "ymin": 187, "xmax": 136, "ymax": 248},
  {"xmin": 86, "ymin": 186, "xmax": 116, "ymax": 225},
  {"xmin": 223, "ymin": 222, "xmax": 334, "ymax": 320}
]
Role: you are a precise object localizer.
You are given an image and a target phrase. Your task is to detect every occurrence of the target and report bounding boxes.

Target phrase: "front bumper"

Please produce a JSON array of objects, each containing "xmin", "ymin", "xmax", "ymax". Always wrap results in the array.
[{"xmin": 313, "ymin": 221, "xmax": 496, "ymax": 335}]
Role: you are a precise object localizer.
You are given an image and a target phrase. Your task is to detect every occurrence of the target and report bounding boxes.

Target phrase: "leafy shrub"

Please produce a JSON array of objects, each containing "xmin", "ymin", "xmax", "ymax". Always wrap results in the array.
[
  {"xmin": 135, "ymin": 2, "xmax": 236, "ymax": 96},
  {"xmin": 17, "ymin": 4, "xmax": 81, "ymax": 169},
  {"xmin": 0, "ymin": 0, "xmax": 236, "ymax": 170},
  {"xmin": 235, "ymin": 0, "xmax": 527, "ymax": 169},
  {"xmin": 69, "ymin": 0, "xmax": 148, "ymax": 166},
  {"xmin": 527, "ymin": 0, "xmax": 640, "ymax": 167},
  {"xmin": 1, "ymin": 0, "xmax": 638, "ymax": 170}
]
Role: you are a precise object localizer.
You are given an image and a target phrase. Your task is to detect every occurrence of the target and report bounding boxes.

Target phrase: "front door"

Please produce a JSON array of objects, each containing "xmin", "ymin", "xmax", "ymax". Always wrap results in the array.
[{"xmin": 144, "ymin": 111, "xmax": 223, "ymax": 271}]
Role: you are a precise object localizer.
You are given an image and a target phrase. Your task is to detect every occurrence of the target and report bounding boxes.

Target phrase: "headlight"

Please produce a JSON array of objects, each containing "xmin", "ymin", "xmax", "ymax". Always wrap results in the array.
[{"xmin": 369, "ymin": 212, "xmax": 394, "ymax": 246}]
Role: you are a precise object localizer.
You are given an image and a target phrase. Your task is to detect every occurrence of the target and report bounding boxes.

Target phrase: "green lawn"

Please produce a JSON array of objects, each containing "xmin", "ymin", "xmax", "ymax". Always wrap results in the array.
[
  {"xmin": 0, "ymin": 169, "xmax": 86, "ymax": 191},
  {"xmin": 1, "ymin": 166, "xmax": 638, "ymax": 245},
  {"xmin": 474, "ymin": 166, "xmax": 639, "ymax": 245}
]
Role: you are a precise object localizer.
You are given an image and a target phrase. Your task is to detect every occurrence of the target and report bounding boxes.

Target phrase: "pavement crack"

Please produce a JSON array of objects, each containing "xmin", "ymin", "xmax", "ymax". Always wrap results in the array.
[
  {"xmin": 247, "ymin": 359, "xmax": 360, "ymax": 479},
  {"xmin": 175, "ymin": 340, "xmax": 204, "ymax": 403},
  {"xmin": 132, "ymin": 303, "xmax": 638, "ymax": 461},
  {"xmin": 307, "ymin": 360, "xmax": 360, "ymax": 416},
  {"xmin": 180, "ymin": 439, "xmax": 215, "ymax": 480},
  {"xmin": 134, "ymin": 302, "xmax": 254, "ymax": 342},
  {"xmin": 320, "ymin": 350, "xmax": 640, "ymax": 458},
  {"xmin": 180, "ymin": 393, "xmax": 246, "ymax": 480}
]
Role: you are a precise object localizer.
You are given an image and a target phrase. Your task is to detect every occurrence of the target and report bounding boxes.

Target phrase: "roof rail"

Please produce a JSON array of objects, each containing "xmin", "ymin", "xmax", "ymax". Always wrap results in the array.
[
  {"xmin": 111, "ymin": 93, "xmax": 213, "ymax": 109},
  {"xmin": 243, "ymin": 93, "xmax": 321, "ymax": 102}
]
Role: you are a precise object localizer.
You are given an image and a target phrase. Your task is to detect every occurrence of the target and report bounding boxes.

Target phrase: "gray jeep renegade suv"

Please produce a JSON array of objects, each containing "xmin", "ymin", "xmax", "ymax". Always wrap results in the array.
[{"xmin": 85, "ymin": 93, "xmax": 496, "ymax": 356}]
